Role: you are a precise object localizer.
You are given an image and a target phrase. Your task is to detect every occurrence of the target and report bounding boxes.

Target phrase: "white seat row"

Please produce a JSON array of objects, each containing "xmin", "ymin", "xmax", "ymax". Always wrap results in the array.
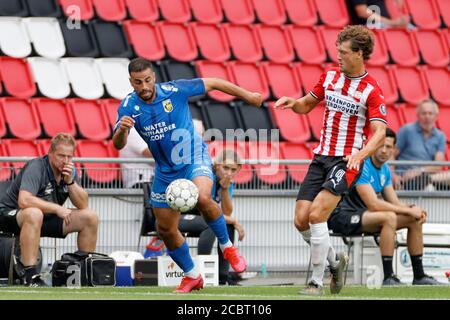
[{"xmin": 27, "ymin": 57, "xmax": 132, "ymax": 100}]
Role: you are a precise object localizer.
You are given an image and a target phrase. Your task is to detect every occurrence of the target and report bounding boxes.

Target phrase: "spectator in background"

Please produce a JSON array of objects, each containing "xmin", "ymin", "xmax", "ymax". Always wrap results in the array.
[
  {"xmin": 120, "ymin": 127, "xmax": 154, "ymax": 189},
  {"xmin": 346, "ymin": 0, "xmax": 410, "ymax": 28},
  {"xmin": 393, "ymin": 99, "xmax": 447, "ymax": 190}
]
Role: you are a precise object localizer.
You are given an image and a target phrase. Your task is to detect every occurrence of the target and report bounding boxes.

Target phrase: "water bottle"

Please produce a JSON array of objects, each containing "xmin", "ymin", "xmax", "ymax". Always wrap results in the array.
[{"xmin": 41, "ymin": 263, "xmax": 53, "ymax": 286}]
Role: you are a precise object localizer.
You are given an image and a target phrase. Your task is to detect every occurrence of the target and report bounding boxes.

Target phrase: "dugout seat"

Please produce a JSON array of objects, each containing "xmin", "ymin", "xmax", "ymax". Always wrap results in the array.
[
  {"xmin": 95, "ymin": 58, "xmax": 133, "ymax": 100},
  {"xmin": 0, "ymin": 144, "xmax": 12, "ymax": 181},
  {"xmin": 220, "ymin": 0, "xmax": 255, "ymax": 25},
  {"xmin": 366, "ymin": 66, "xmax": 399, "ymax": 105},
  {"xmin": 398, "ymin": 103, "xmax": 416, "ymax": 125},
  {"xmin": 123, "ymin": 20, "xmax": 165, "ymax": 61},
  {"xmin": 189, "ymin": 101, "xmax": 207, "ymax": 125},
  {"xmin": 252, "ymin": 0, "xmax": 287, "ymax": 26},
  {"xmin": 314, "ymin": 0, "xmax": 349, "ymax": 28},
  {"xmin": 262, "ymin": 62, "xmax": 302, "ymax": 100},
  {"xmin": 283, "ymin": 0, "xmax": 318, "ymax": 26},
  {"xmin": 2, "ymin": 139, "xmax": 41, "ymax": 171},
  {"xmin": 280, "ymin": 142, "xmax": 313, "ymax": 184},
  {"xmin": 68, "ymin": 98, "xmax": 111, "ymax": 140},
  {"xmin": 0, "ymin": 17, "xmax": 32, "ymax": 58},
  {"xmin": 386, "ymin": 104, "xmax": 406, "ymax": 133},
  {"xmin": 152, "ymin": 60, "xmax": 168, "ymax": 82},
  {"xmin": 385, "ymin": 0, "xmax": 408, "ymax": 20},
  {"xmin": 383, "ymin": 29, "xmax": 420, "ymax": 67},
  {"xmin": 269, "ymin": 102, "xmax": 310, "ymax": 143},
  {"xmin": 101, "ymin": 98, "xmax": 121, "ymax": 132},
  {"xmin": 28, "ymin": 57, "xmax": 71, "ymax": 99},
  {"xmin": 189, "ymin": 0, "xmax": 223, "ymax": 24},
  {"xmin": 0, "ymin": 98, "xmax": 41, "ymax": 140},
  {"xmin": 248, "ymin": 141, "xmax": 287, "ymax": 185},
  {"xmin": 413, "ymin": 30, "xmax": 449, "ymax": 68},
  {"xmin": 60, "ymin": 19, "xmax": 100, "ymax": 57},
  {"xmin": 33, "ymin": 98, "xmax": 77, "ymax": 138},
  {"xmin": 92, "ymin": 0, "xmax": 127, "ymax": 21},
  {"xmin": 392, "ymin": 66, "xmax": 430, "ymax": 105},
  {"xmin": 228, "ymin": 61, "xmax": 270, "ymax": 101},
  {"xmin": 223, "ymin": 24, "xmax": 263, "ymax": 63},
  {"xmin": 405, "ymin": 0, "xmax": 441, "ymax": 30},
  {"xmin": 23, "ymin": 17, "xmax": 66, "ymax": 59},
  {"xmin": 295, "ymin": 62, "xmax": 324, "ymax": 94},
  {"xmin": 368, "ymin": 29, "xmax": 389, "ymax": 67},
  {"xmin": 305, "ymin": 102, "xmax": 325, "ymax": 141},
  {"xmin": 0, "ymin": 104, "xmax": 6, "ymax": 139},
  {"xmin": 437, "ymin": 105, "xmax": 450, "ymax": 142},
  {"xmin": 91, "ymin": 21, "xmax": 133, "ymax": 58},
  {"xmin": 125, "ymin": 0, "xmax": 158, "ymax": 22},
  {"xmin": 59, "ymin": 0, "xmax": 95, "ymax": 21},
  {"xmin": 163, "ymin": 60, "xmax": 198, "ymax": 81},
  {"xmin": 201, "ymin": 101, "xmax": 242, "ymax": 139},
  {"xmin": 318, "ymin": 26, "xmax": 340, "ymax": 63},
  {"xmin": 158, "ymin": 22, "xmax": 198, "ymax": 62},
  {"xmin": 288, "ymin": 26, "xmax": 326, "ymax": 65},
  {"xmin": 255, "ymin": 25, "xmax": 294, "ymax": 63},
  {"xmin": 436, "ymin": 0, "xmax": 450, "ymax": 27},
  {"xmin": 60, "ymin": 57, "xmax": 104, "ymax": 99},
  {"xmin": 0, "ymin": 0, "xmax": 28, "ymax": 17},
  {"xmin": 236, "ymin": 102, "xmax": 275, "ymax": 137},
  {"xmin": 0, "ymin": 57, "xmax": 36, "ymax": 99},
  {"xmin": 158, "ymin": 0, "xmax": 191, "ymax": 23},
  {"xmin": 195, "ymin": 61, "xmax": 235, "ymax": 102},
  {"xmin": 25, "ymin": 0, "xmax": 61, "ymax": 17},
  {"xmin": 423, "ymin": 66, "xmax": 450, "ymax": 106},
  {"xmin": 191, "ymin": 23, "xmax": 231, "ymax": 62}
]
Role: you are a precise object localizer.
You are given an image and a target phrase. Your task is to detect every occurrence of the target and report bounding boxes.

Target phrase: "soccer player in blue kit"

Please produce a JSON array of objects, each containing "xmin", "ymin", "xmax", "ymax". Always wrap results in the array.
[{"xmin": 113, "ymin": 58, "xmax": 262, "ymax": 293}]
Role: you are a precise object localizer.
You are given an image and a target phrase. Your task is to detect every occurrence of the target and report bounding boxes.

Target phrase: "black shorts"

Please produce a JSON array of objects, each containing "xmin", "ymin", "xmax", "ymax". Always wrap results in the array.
[
  {"xmin": 0, "ymin": 207, "xmax": 66, "ymax": 238},
  {"xmin": 296, "ymin": 154, "xmax": 362, "ymax": 201},
  {"xmin": 327, "ymin": 203, "xmax": 367, "ymax": 236}
]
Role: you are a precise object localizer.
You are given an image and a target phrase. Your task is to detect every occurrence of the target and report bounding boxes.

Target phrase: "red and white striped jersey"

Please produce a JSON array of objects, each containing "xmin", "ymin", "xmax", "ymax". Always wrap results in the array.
[{"xmin": 310, "ymin": 67, "xmax": 387, "ymax": 156}]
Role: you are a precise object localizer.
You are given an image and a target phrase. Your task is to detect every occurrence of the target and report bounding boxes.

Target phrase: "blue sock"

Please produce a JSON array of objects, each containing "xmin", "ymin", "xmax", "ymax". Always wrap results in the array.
[
  {"xmin": 167, "ymin": 241, "xmax": 194, "ymax": 273},
  {"xmin": 207, "ymin": 214, "xmax": 231, "ymax": 246}
]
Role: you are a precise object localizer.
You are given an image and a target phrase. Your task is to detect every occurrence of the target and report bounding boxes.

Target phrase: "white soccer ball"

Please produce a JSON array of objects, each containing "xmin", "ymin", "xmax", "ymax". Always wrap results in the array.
[{"xmin": 165, "ymin": 179, "xmax": 199, "ymax": 212}]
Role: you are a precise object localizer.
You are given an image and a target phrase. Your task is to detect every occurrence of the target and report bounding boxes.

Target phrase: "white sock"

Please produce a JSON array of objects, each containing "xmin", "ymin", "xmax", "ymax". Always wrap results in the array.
[
  {"xmin": 300, "ymin": 229, "xmax": 311, "ymax": 245},
  {"xmin": 185, "ymin": 267, "xmax": 200, "ymax": 279},
  {"xmin": 310, "ymin": 222, "xmax": 330, "ymax": 287},
  {"xmin": 219, "ymin": 240, "xmax": 233, "ymax": 252},
  {"xmin": 301, "ymin": 228, "xmax": 337, "ymax": 267}
]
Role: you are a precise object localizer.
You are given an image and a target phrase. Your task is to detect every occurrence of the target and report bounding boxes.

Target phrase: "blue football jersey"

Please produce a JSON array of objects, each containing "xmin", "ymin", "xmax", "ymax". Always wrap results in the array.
[{"xmin": 115, "ymin": 79, "xmax": 208, "ymax": 173}]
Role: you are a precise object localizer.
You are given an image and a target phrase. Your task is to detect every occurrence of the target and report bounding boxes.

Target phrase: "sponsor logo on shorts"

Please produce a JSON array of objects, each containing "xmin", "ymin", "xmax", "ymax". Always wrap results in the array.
[
  {"xmin": 350, "ymin": 215, "xmax": 360, "ymax": 224},
  {"xmin": 330, "ymin": 167, "xmax": 346, "ymax": 188},
  {"xmin": 7, "ymin": 210, "xmax": 17, "ymax": 217},
  {"xmin": 151, "ymin": 192, "xmax": 166, "ymax": 203}
]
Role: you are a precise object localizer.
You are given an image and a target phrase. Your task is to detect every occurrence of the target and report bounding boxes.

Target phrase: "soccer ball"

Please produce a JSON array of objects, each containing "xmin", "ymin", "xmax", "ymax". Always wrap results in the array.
[{"xmin": 165, "ymin": 179, "xmax": 199, "ymax": 212}]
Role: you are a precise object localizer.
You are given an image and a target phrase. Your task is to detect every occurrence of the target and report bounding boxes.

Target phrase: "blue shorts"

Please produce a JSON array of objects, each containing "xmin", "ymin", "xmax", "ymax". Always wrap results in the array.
[{"xmin": 150, "ymin": 160, "xmax": 214, "ymax": 208}]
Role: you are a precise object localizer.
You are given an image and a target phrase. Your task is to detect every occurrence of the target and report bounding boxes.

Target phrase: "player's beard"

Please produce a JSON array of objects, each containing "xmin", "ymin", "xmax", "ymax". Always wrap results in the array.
[{"xmin": 139, "ymin": 89, "xmax": 155, "ymax": 102}]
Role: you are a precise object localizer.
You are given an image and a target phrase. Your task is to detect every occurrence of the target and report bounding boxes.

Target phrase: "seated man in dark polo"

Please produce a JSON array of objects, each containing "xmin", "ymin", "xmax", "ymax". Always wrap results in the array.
[
  {"xmin": 0, "ymin": 133, "xmax": 99, "ymax": 286},
  {"xmin": 328, "ymin": 128, "xmax": 442, "ymax": 286}
]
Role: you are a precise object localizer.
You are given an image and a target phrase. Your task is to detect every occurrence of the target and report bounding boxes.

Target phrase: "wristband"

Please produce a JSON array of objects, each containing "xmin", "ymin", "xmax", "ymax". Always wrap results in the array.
[{"xmin": 66, "ymin": 180, "xmax": 75, "ymax": 186}]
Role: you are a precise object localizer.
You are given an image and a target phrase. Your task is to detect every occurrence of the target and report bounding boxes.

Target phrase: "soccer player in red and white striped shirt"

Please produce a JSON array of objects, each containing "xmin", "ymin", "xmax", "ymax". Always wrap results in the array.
[{"xmin": 275, "ymin": 25, "xmax": 387, "ymax": 295}]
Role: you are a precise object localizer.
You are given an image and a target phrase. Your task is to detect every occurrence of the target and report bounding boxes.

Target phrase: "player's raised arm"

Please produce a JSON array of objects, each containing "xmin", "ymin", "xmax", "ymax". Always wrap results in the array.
[
  {"xmin": 202, "ymin": 78, "xmax": 263, "ymax": 107},
  {"xmin": 274, "ymin": 93, "xmax": 320, "ymax": 114},
  {"xmin": 112, "ymin": 116, "xmax": 135, "ymax": 150}
]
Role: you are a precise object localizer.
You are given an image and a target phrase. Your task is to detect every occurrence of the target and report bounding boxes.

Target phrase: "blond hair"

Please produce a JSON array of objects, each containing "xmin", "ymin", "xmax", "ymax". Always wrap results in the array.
[
  {"xmin": 50, "ymin": 133, "xmax": 76, "ymax": 152},
  {"xmin": 337, "ymin": 25, "xmax": 374, "ymax": 60}
]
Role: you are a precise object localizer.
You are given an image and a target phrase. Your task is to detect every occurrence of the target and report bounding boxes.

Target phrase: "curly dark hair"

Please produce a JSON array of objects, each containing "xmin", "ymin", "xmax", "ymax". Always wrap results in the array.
[{"xmin": 336, "ymin": 25, "xmax": 374, "ymax": 61}]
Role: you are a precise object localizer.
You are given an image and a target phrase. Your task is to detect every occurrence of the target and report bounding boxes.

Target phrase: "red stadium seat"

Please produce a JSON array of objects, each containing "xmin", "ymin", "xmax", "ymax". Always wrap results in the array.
[
  {"xmin": 0, "ymin": 102, "xmax": 6, "ymax": 139},
  {"xmin": 318, "ymin": 26, "xmax": 340, "ymax": 63},
  {"xmin": 398, "ymin": 103, "xmax": 416, "ymax": 125},
  {"xmin": 366, "ymin": 66, "xmax": 399, "ymax": 105},
  {"xmin": 248, "ymin": 141, "xmax": 287, "ymax": 185},
  {"xmin": 33, "ymin": 98, "xmax": 76, "ymax": 138},
  {"xmin": 282, "ymin": 0, "xmax": 318, "ymax": 26},
  {"xmin": 280, "ymin": 142, "xmax": 313, "ymax": 184},
  {"xmin": 437, "ymin": 105, "xmax": 450, "ymax": 142},
  {"xmin": 92, "ymin": 0, "xmax": 127, "ymax": 21},
  {"xmin": 368, "ymin": 29, "xmax": 389, "ymax": 67},
  {"xmin": 3, "ymin": 139, "xmax": 40, "ymax": 171},
  {"xmin": 423, "ymin": 66, "xmax": 450, "ymax": 106},
  {"xmin": 125, "ymin": 0, "xmax": 159, "ymax": 22},
  {"xmin": 189, "ymin": 0, "xmax": 223, "ymax": 24},
  {"xmin": 445, "ymin": 29, "xmax": 450, "ymax": 49},
  {"xmin": 68, "ymin": 99, "xmax": 111, "ymax": 141},
  {"xmin": 405, "ymin": 0, "xmax": 441, "ymax": 30},
  {"xmin": 101, "ymin": 99, "xmax": 121, "ymax": 131},
  {"xmin": 262, "ymin": 62, "xmax": 302, "ymax": 99},
  {"xmin": 288, "ymin": 26, "xmax": 326, "ymax": 65},
  {"xmin": 158, "ymin": 22, "xmax": 198, "ymax": 62},
  {"xmin": 314, "ymin": 0, "xmax": 349, "ymax": 27},
  {"xmin": 0, "ymin": 98, "xmax": 41, "ymax": 140},
  {"xmin": 0, "ymin": 57, "xmax": 36, "ymax": 99},
  {"xmin": 223, "ymin": 24, "xmax": 263, "ymax": 62},
  {"xmin": 392, "ymin": 66, "xmax": 429, "ymax": 105},
  {"xmin": 386, "ymin": 104, "xmax": 406, "ymax": 133},
  {"xmin": 268, "ymin": 101, "xmax": 310, "ymax": 143},
  {"xmin": 252, "ymin": 0, "xmax": 287, "ymax": 25},
  {"xmin": 76, "ymin": 140, "xmax": 119, "ymax": 184},
  {"xmin": 158, "ymin": 0, "xmax": 191, "ymax": 23},
  {"xmin": 383, "ymin": 29, "xmax": 420, "ymax": 67},
  {"xmin": 385, "ymin": 0, "xmax": 408, "ymax": 20},
  {"xmin": 228, "ymin": 61, "xmax": 270, "ymax": 101},
  {"xmin": 59, "ymin": 0, "xmax": 94, "ymax": 20},
  {"xmin": 37, "ymin": 139, "xmax": 51, "ymax": 156},
  {"xmin": 220, "ymin": 0, "xmax": 255, "ymax": 25},
  {"xmin": 255, "ymin": 25, "xmax": 294, "ymax": 63},
  {"xmin": 295, "ymin": 63, "xmax": 324, "ymax": 94},
  {"xmin": 123, "ymin": 21, "xmax": 165, "ymax": 61},
  {"xmin": 413, "ymin": 30, "xmax": 449, "ymax": 68},
  {"xmin": 305, "ymin": 102, "xmax": 325, "ymax": 141},
  {"xmin": 195, "ymin": 61, "xmax": 236, "ymax": 102},
  {"xmin": 436, "ymin": 0, "xmax": 450, "ymax": 27},
  {"xmin": 0, "ymin": 143, "xmax": 12, "ymax": 181},
  {"xmin": 191, "ymin": 23, "xmax": 231, "ymax": 62}
]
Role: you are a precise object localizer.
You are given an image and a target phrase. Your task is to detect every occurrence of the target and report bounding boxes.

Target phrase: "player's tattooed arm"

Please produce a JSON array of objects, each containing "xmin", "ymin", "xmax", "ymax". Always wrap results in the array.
[{"xmin": 202, "ymin": 78, "xmax": 263, "ymax": 107}]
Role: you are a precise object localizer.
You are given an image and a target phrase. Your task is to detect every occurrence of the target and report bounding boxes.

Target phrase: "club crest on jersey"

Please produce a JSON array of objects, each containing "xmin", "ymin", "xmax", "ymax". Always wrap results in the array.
[
  {"xmin": 379, "ymin": 104, "xmax": 387, "ymax": 116},
  {"xmin": 354, "ymin": 91, "xmax": 362, "ymax": 99},
  {"xmin": 163, "ymin": 99, "xmax": 173, "ymax": 113}
]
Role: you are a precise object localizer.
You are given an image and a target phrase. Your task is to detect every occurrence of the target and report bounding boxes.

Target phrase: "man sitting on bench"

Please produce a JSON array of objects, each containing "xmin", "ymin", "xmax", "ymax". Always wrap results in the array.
[{"xmin": 328, "ymin": 128, "xmax": 442, "ymax": 286}]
